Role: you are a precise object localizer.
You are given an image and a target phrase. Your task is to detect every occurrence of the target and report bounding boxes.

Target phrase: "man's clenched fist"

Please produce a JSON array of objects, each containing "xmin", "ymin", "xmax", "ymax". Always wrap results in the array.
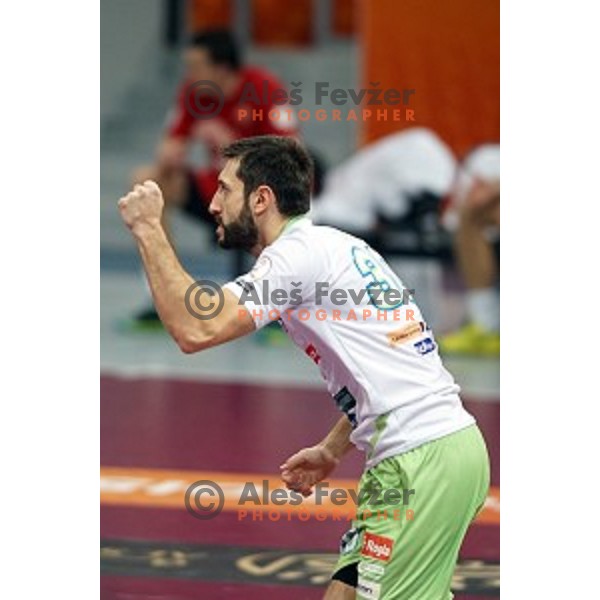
[
  {"xmin": 280, "ymin": 445, "xmax": 339, "ymax": 497},
  {"xmin": 118, "ymin": 180, "xmax": 164, "ymax": 234}
]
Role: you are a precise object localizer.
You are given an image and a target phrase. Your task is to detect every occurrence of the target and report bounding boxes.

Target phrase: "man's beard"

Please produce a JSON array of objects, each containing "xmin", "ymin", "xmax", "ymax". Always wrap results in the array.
[{"xmin": 218, "ymin": 201, "xmax": 259, "ymax": 252}]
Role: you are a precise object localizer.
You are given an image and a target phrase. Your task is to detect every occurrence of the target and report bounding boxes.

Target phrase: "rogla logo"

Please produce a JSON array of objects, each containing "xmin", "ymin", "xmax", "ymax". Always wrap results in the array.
[{"xmin": 361, "ymin": 532, "xmax": 394, "ymax": 562}]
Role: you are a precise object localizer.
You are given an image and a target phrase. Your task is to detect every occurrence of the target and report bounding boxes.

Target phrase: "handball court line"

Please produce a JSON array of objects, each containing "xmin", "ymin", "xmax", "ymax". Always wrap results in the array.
[{"xmin": 101, "ymin": 465, "xmax": 500, "ymax": 525}]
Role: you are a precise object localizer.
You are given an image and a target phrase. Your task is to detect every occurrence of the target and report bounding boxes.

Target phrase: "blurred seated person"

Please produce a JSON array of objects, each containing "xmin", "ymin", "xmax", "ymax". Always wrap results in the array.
[
  {"xmin": 309, "ymin": 128, "xmax": 458, "ymax": 257},
  {"xmin": 439, "ymin": 145, "xmax": 500, "ymax": 356},
  {"xmin": 131, "ymin": 29, "xmax": 298, "ymax": 325}
]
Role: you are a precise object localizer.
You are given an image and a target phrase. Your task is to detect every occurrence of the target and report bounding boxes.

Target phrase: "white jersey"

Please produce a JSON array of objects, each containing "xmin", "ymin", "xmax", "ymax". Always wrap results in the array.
[
  {"xmin": 311, "ymin": 128, "xmax": 457, "ymax": 232},
  {"xmin": 224, "ymin": 218, "xmax": 474, "ymax": 468}
]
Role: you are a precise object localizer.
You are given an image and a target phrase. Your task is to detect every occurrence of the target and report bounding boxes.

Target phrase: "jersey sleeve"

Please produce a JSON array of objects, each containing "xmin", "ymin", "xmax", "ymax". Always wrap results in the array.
[
  {"xmin": 222, "ymin": 236, "xmax": 315, "ymax": 330},
  {"xmin": 165, "ymin": 82, "xmax": 196, "ymax": 139}
]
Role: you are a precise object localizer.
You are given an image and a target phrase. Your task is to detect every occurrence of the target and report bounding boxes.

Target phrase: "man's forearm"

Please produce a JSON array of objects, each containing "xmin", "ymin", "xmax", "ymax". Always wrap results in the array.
[
  {"xmin": 134, "ymin": 222, "xmax": 214, "ymax": 352},
  {"xmin": 320, "ymin": 415, "xmax": 354, "ymax": 460}
]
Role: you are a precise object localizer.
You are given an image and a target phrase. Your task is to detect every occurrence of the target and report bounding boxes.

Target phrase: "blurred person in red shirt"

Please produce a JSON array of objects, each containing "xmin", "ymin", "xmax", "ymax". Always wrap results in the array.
[{"xmin": 131, "ymin": 29, "xmax": 298, "ymax": 326}]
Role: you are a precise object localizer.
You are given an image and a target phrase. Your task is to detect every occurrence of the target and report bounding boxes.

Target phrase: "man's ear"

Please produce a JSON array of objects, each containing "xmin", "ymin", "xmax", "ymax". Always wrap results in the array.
[{"xmin": 253, "ymin": 185, "xmax": 276, "ymax": 217}]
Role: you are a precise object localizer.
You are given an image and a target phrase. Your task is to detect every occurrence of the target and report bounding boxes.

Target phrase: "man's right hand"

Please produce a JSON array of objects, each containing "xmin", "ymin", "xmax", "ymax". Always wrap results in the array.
[{"xmin": 280, "ymin": 445, "xmax": 340, "ymax": 497}]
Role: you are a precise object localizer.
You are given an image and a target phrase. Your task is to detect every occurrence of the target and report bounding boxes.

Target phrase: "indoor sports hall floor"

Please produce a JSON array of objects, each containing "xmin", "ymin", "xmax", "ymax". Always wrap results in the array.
[
  {"xmin": 101, "ymin": 42, "xmax": 499, "ymax": 600},
  {"xmin": 100, "ymin": 276, "xmax": 499, "ymax": 599}
]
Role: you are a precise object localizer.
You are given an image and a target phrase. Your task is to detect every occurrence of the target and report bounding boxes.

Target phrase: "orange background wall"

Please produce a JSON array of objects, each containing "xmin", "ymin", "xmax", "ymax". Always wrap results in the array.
[
  {"xmin": 360, "ymin": 0, "xmax": 499, "ymax": 157},
  {"xmin": 188, "ymin": 0, "xmax": 355, "ymax": 43},
  {"xmin": 333, "ymin": 0, "xmax": 356, "ymax": 37},
  {"xmin": 251, "ymin": 0, "xmax": 313, "ymax": 46},
  {"xmin": 188, "ymin": 0, "xmax": 232, "ymax": 31},
  {"xmin": 189, "ymin": 0, "xmax": 314, "ymax": 46}
]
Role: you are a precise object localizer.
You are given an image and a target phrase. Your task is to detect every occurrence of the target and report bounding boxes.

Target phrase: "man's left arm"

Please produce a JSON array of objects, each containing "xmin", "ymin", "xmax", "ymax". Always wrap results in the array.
[
  {"xmin": 280, "ymin": 415, "xmax": 354, "ymax": 496},
  {"xmin": 118, "ymin": 181, "xmax": 255, "ymax": 353}
]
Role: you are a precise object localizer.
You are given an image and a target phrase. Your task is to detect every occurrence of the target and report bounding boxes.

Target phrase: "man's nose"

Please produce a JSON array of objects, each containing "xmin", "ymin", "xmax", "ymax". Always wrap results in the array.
[{"xmin": 208, "ymin": 195, "xmax": 219, "ymax": 215}]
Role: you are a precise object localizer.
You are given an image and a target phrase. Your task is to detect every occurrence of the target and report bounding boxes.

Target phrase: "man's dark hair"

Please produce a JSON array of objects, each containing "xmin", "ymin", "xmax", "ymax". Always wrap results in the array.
[
  {"xmin": 222, "ymin": 136, "xmax": 313, "ymax": 217},
  {"xmin": 188, "ymin": 29, "xmax": 241, "ymax": 70}
]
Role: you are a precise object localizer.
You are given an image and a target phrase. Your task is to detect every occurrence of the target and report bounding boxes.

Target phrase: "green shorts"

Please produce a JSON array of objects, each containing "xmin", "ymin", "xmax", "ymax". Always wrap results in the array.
[{"xmin": 333, "ymin": 424, "xmax": 490, "ymax": 599}]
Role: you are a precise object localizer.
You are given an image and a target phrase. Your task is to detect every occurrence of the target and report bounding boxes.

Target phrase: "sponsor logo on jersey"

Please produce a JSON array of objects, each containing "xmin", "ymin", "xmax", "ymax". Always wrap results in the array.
[
  {"xmin": 361, "ymin": 532, "xmax": 394, "ymax": 562},
  {"xmin": 234, "ymin": 278, "xmax": 256, "ymax": 295},
  {"xmin": 340, "ymin": 527, "xmax": 361, "ymax": 555},
  {"xmin": 386, "ymin": 321, "xmax": 425, "ymax": 346},
  {"xmin": 333, "ymin": 387, "xmax": 358, "ymax": 428},
  {"xmin": 357, "ymin": 576, "xmax": 382, "ymax": 599},
  {"xmin": 414, "ymin": 337, "xmax": 436, "ymax": 355},
  {"xmin": 358, "ymin": 561, "xmax": 385, "ymax": 579},
  {"xmin": 305, "ymin": 343, "xmax": 321, "ymax": 365},
  {"xmin": 248, "ymin": 256, "xmax": 272, "ymax": 281}
]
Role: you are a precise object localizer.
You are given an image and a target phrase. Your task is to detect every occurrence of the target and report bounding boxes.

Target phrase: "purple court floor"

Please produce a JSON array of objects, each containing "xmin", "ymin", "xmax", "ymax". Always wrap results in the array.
[{"xmin": 101, "ymin": 375, "xmax": 500, "ymax": 598}]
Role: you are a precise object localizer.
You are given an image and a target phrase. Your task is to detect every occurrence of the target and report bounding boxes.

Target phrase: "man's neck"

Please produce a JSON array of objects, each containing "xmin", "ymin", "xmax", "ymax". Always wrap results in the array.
[{"xmin": 250, "ymin": 215, "xmax": 304, "ymax": 257}]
